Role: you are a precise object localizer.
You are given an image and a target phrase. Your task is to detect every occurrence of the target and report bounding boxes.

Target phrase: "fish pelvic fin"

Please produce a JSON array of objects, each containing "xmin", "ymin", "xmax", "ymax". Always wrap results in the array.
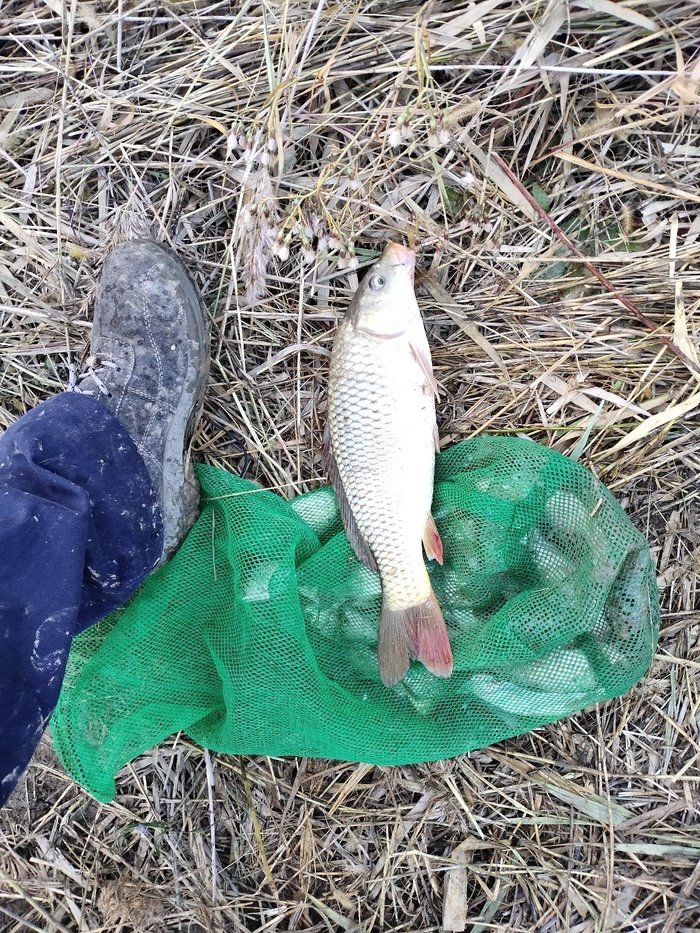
[{"xmin": 379, "ymin": 589, "xmax": 453, "ymax": 687}]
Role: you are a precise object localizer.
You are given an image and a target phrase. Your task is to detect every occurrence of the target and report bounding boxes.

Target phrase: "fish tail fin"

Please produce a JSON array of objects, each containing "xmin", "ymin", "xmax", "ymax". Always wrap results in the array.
[
  {"xmin": 407, "ymin": 588, "xmax": 453, "ymax": 680},
  {"xmin": 378, "ymin": 604, "xmax": 411, "ymax": 688},
  {"xmin": 378, "ymin": 589, "xmax": 453, "ymax": 687}
]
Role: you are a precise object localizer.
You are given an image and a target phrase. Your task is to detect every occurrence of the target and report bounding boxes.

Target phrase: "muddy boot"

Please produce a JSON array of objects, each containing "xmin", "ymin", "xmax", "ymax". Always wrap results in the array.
[{"xmin": 75, "ymin": 239, "xmax": 210, "ymax": 562}]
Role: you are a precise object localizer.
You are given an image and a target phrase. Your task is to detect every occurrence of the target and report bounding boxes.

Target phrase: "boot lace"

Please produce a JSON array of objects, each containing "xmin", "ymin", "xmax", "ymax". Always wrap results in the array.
[{"xmin": 72, "ymin": 355, "xmax": 121, "ymax": 397}]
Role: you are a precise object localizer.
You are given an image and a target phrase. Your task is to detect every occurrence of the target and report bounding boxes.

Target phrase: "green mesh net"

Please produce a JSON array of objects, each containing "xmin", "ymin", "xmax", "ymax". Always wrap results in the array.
[{"xmin": 52, "ymin": 436, "xmax": 659, "ymax": 801}]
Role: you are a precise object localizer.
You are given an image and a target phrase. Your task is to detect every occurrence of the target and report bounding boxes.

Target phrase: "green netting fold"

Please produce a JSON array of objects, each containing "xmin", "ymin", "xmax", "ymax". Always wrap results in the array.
[{"xmin": 52, "ymin": 436, "xmax": 659, "ymax": 801}]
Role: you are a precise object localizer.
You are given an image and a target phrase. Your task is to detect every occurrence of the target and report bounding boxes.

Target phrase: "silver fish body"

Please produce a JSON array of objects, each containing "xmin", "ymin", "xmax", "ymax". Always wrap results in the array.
[{"xmin": 325, "ymin": 242, "xmax": 452, "ymax": 686}]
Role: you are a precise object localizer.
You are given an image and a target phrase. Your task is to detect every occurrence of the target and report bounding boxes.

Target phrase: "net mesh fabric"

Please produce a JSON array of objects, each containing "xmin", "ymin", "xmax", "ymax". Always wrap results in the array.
[{"xmin": 52, "ymin": 436, "xmax": 659, "ymax": 801}]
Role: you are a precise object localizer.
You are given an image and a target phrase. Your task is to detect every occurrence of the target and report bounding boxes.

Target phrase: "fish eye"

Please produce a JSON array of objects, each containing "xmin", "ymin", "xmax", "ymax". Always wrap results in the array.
[{"xmin": 368, "ymin": 274, "xmax": 386, "ymax": 291}]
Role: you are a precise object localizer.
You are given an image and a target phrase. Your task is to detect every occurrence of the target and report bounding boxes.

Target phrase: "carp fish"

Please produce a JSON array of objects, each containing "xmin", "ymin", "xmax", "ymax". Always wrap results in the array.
[{"xmin": 324, "ymin": 242, "xmax": 453, "ymax": 687}]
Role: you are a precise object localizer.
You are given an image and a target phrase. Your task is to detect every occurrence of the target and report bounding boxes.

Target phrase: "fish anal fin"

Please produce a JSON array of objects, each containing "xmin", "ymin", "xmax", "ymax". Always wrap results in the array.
[
  {"xmin": 323, "ymin": 422, "xmax": 378, "ymax": 572},
  {"xmin": 423, "ymin": 513, "xmax": 444, "ymax": 564}
]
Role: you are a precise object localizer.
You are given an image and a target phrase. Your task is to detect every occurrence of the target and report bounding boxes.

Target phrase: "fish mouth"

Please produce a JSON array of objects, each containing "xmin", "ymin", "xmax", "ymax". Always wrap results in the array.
[{"xmin": 384, "ymin": 242, "xmax": 416, "ymax": 277}]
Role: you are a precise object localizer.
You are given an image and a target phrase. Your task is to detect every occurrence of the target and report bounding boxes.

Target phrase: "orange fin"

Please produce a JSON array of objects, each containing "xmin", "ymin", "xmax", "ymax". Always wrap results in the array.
[
  {"xmin": 406, "ymin": 589, "xmax": 453, "ymax": 679},
  {"xmin": 423, "ymin": 513, "xmax": 443, "ymax": 564},
  {"xmin": 323, "ymin": 422, "xmax": 378, "ymax": 572},
  {"xmin": 378, "ymin": 590, "xmax": 453, "ymax": 686},
  {"xmin": 410, "ymin": 339, "xmax": 439, "ymax": 398}
]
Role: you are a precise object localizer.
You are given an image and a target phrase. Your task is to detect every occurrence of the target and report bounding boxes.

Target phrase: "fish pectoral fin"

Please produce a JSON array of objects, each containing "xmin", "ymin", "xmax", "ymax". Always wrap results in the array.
[
  {"xmin": 323, "ymin": 422, "xmax": 379, "ymax": 573},
  {"xmin": 423, "ymin": 513, "xmax": 444, "ymax": 564},
  {"xmin": 409, "ymin": 338, "xmax": 439, "ymax": 398}
]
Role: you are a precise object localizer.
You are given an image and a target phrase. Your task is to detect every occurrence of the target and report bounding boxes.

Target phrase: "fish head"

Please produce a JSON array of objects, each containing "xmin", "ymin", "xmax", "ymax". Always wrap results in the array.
[{"xmin": 348, "ymin": 242, "xmax": 418, "ymax": 338}]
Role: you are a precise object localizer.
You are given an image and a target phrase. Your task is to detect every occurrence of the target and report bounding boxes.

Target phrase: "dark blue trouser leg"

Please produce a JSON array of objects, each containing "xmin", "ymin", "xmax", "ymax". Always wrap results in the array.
[{"xmin": 0, "ymin": 392, "xmax": 163, "ymax": 804}]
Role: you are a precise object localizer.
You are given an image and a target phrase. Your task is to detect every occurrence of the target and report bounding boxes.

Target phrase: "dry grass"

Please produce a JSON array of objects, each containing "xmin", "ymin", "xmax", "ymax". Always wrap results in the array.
[{"xmin": 1, "ymin": 0, "xmax": 699, "ymax": 929}]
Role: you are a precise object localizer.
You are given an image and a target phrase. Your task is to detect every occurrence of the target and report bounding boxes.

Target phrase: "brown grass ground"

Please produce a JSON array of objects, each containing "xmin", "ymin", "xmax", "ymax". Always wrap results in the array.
[{"xmin": 1, "ymin": 0, "xmax": 699, "ymax": 930}]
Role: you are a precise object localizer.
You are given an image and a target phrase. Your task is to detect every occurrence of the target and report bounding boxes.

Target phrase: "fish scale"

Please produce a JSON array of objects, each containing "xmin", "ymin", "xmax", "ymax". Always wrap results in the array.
[
  {"xmin": 325, "ymin": 242, "xmax": 453, "ymax": 685},
  {"xmin": 330, "ymin": 334, "xmax": 430, "ymax": 598}
]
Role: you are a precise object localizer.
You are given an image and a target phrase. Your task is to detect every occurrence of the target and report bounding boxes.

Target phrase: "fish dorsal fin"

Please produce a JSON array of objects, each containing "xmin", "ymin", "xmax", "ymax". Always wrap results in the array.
[{"xmin": 323, "ymin": 422, "xmax": 379, "ymax": 572}]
